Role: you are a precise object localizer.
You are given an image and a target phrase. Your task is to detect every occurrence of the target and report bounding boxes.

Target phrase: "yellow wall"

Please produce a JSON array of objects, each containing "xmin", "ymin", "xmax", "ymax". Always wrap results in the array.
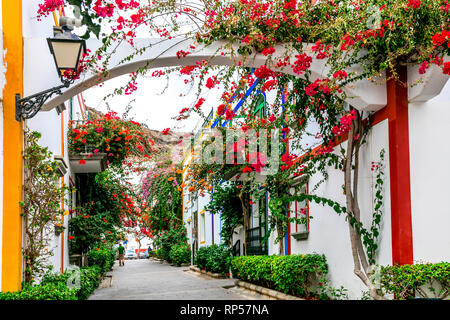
[{"xmin": 2, "ymin": 0, "xmax": 23, "ymax": 291}]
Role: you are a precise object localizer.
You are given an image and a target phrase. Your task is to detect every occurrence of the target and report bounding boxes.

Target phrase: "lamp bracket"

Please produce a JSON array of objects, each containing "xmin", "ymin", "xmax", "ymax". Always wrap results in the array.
[{"xmin": 15, "ymin": 80, "xmax": 72, "ymax": 121}]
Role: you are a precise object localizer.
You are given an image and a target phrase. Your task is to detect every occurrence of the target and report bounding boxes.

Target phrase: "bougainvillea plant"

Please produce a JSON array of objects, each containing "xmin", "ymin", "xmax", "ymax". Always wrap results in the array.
[
  {"xmin": 68, "ymin": 111, "xmax": 155, "ymax": 167},
  {"xmin": 141, "ymin": 158, "xmax": 183, "ymax": 237},
  {"xmin": 69, "ymin": 167, "xmax": 147, "ymax": 254}
]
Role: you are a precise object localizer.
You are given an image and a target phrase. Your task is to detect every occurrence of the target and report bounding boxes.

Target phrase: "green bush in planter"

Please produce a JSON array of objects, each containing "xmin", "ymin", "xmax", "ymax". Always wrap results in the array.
[
  {"xmin": 0, "ymin": 271, "xmax": 77, "ymax": 300},
  {"xmin": 77, "ymin": 265, "xmax": 103, "ymax": 300},
  {"xmin": 379, "ymin": 262, "xmax": 450, "ymax": 299},
  {"xmin": 87, "ymin": 244, "xmax": 116, "ymax": 273},
  {"xmin": 0, "ymin": 282, "xmax": 79, "ymax": 300},
  {"xmin": 194, "ymin": 244, "xmax": 232, "ymax": 276},
  {"xmin": 0, "ymin": 246, "xmax": 111, "ymax": 300},
  {"xmin": 194, "ymin": 246, "xmax": 209, "ymax": 270},
  {"xmin": 169, "ymin": 243, "xmax": 191, "ymax": 266},
  {"xmin": 231, "ymin": 254, "xmax": 328, "ymax": 299}
]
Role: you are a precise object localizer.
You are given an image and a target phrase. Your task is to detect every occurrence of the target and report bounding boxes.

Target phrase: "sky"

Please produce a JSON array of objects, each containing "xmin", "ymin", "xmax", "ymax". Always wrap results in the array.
[{"xmin": 81, "ymin": 70, "xmax": 224, "ymax": 133}]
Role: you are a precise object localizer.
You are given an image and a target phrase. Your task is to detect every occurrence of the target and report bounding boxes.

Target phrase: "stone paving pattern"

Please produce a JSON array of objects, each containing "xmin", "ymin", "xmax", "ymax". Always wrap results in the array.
[{"xmin": 89, "ymin": 259, "xmax": 267, "ymax": 300}]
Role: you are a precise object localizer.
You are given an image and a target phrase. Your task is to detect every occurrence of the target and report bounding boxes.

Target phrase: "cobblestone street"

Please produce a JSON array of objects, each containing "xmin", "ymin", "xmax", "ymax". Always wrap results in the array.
[{"xmin": 89, "ymin": 259, "xmax": 265, "ymax": 300}]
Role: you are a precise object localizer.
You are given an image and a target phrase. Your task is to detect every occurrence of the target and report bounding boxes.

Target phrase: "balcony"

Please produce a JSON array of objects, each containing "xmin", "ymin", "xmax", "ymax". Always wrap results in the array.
[{"xmin": 69, "ymin": 145, "xmax": 107, "ymax": 173}]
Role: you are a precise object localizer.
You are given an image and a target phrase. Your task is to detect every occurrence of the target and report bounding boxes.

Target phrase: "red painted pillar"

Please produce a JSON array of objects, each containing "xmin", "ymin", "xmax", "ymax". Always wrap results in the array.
[{"xmin": 386, "ymin": 66, "xmax": 414, "ymax": 265}]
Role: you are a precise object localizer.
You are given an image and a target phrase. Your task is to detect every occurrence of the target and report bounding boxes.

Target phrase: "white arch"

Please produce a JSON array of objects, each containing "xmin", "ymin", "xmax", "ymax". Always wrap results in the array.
[{"xmin": 35, "ymin": 37, "xmax": 447, "ymax": 112}]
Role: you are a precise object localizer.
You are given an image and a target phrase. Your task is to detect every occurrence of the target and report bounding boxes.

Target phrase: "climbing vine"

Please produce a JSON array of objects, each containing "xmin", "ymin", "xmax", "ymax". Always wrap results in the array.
[
  {"xmin": 21, "ymin": 131, "xmax": 71, "ymax": 284},
  {"xmin": 206, "ymin": 181, "xmax": 243, "ymax": 245}
]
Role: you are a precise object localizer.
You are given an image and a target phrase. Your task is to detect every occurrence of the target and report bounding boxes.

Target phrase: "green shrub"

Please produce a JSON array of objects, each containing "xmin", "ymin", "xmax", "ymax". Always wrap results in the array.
[
  {"xmin": 0, "ymin": 273, "xmax": 78, "ymax": 301},
  {"xmin": 169, "ymin": 243, "xmax": 191, "ymax": 266},
  {"xmin": 77, "ymin": 265, "xmax": 102, "ymax": 300},
  {"xmin": 231, "ymin": 254, "xmax": 328, "ymax": 299},
  {"xmin": 154, "ymin": 223, "xmax": 189, "ymax": 263},
  {"xmin": 0, "ymin": 246, "xmax": 113, "ymax": 300},
  {"xmin": 379, "ymin": 262, "xmax": 450, "ymax": 300},
  {"xmin": 194, "ymin": 244, "xmax": 232, "ymax": 276},
  {"xmin": 0, "ymin": 281, "xmax": 79, "ymax": 300},
  {"xmin": 87, "ymin": 244, "xmax": 116, "ymax": 274},
  {"xmin": 194, "ymin": 246, "xmax": 208, "ymax": 269},
  {"xmin": 154, "ymin": 249, "xmax": 162, "ymax": 259}
]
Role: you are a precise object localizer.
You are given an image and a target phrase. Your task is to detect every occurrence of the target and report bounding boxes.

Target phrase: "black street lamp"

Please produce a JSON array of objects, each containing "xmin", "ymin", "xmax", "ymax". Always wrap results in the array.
[{"xmin": 15, "ymin": 25, "xmax": 87, "ymax": 121}]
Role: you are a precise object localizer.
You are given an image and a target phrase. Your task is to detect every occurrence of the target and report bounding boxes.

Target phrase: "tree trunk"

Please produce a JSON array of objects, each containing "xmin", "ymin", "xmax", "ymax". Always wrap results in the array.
[{"xmin": 344, "ymin": 108, "xmax": 386, "ymax": 300}]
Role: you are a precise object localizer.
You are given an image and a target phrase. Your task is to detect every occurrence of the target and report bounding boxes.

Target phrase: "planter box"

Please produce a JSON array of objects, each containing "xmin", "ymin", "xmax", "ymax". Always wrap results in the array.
[
  {"xmin": 189, "ymin": 265, "xmax": 228, "ymax": 279},
  {"xmin": 234, "ymin": 280, "xmax": 303, "ymax": 300},
  {"xmin": 291, "ymin": 231, "xmax": 309, "ymax": 241},
  {"xmin": 69, "ymin": 152, "xmax": 107, "ymax": 173}
]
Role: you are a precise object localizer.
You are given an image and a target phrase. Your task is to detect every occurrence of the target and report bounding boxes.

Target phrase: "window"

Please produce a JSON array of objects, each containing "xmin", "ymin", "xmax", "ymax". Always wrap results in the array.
[
  {"xmin": 199, "ymin": 210, "xmax": 206, "ymax": 244},
  {"xmin": 253, "ymin": 91, "xmax": 266, "ymax": 119},
  {"xmin": 289, "ymin": 179, "xmax": 309, "ymax": 240},
  {"xmin": 246, "ymin": 192, "xmax": 268, "ymax": 255}
]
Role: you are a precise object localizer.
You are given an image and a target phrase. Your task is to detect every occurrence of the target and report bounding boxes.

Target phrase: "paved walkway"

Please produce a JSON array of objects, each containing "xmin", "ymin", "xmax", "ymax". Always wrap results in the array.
[{"xmin": 89, "ymin": 259, "xmax": 265, "ymax": 300}]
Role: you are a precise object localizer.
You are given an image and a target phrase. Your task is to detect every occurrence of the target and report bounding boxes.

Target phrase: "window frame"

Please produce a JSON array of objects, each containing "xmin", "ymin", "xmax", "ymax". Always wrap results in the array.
[{"xmin": 288, "ymin": 176, "xmax": 310, "ymax": 236}]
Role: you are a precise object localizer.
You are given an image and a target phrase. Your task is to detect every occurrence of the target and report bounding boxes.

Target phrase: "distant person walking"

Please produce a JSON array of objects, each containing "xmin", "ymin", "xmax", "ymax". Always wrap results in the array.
[{"xmin": 118, "ymin": 243, "xmax": 125, "ymax": 266}]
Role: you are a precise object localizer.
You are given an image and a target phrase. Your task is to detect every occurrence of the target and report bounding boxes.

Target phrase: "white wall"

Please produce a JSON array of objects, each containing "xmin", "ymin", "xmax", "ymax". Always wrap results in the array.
[
  {"xmin": 271, "ymin": 119, "xmax": 392, "ymax": 299},
  {"xmin": 409, "ymin": 80, "xmax": 450, "ymax": 263},
  {"xmin": 22, "ymin": 0, "xmax": 89, "ymax": 272},
  {"xmin": 21, "ymin": 0, "xmax": 72, "ymax": 275}
]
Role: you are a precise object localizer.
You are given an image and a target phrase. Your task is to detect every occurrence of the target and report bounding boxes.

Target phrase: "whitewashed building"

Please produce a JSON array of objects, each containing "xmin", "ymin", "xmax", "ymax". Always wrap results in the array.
[{"xmin": 181, "ymin": 70, "xmax": 450, "ymax": 299}]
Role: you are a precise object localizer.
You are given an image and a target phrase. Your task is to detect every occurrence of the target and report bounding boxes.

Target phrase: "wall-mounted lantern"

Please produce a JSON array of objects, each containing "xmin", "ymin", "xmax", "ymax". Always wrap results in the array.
[{"xmin": 15, "ymin": 24, "xmax": 87, "ymax": 121}]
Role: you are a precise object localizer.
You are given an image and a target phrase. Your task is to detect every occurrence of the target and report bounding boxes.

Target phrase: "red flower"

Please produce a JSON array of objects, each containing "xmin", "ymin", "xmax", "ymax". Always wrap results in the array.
[
  {"xmin": 291, "ymin": 53, "xmax": 312, "ymax": 75},
  {"xmin": 225, "ymin": 108, "xmax": 236, "ymax": 121},
  {"xmin": 242, "ymin": 166, "xmax": 253, "ymax": 173},
  {"xmin": 79, "ymin": 159, "xmax": 86, "ymax": 165},
  {"xmin": 205, "ymin": 77, "xmax": 216, "ymax": 89},
  {"xmin": 261, "ymin": 47, "xmax": 275, "ymax": 56},
  {"xmin": 432, "ymin": 30, "xmax": 450, "ymax": 47},
  {"xmin": 407, "ymin": 0, "xmax": 421, "ymax": 9},
  {"xmin": 333, "ymin": 70, "xmax": 348, "ymax": 80},
  {"xmin": 443, "ymin": 62, "xmax": 450, "ymax": 75},
  {"xmin": 217, "ymin": 104, "xmax": 226, "ymax": 116},
  {"xmin": 176, "ymin": 50, "xmax": 190, "ymax": 59},
  {"xmin": 162, "ymin": 128, "xmax": 170, "ymax": 135},
  {"xmin": 254, "ymin": 65, "xmax": 275, "ymax": 79},
  {"xmin": 195, "ymin": 98, "xmax": 205, "ymax": 110}
]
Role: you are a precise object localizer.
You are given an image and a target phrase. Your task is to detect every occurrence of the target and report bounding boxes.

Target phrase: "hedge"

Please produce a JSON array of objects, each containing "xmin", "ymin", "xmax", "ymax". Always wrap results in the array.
[
  {"xmin": 379, "ymin": 262, "xmax": 450, "ymax": 299},
  {"xmin": 87, "ymin": 244, "xmax": 116, "ymax": 274},
  {"xmin": 195, "ymin": 244, "xmax": 232, "ymax": 276},
  {"xmin": 169, "ymin": 243, "xmax": 191, "ymax": 266},
  {"xmin": 231, "ymin": 254, "xmax": 328, "ymax": 299},
  {"xmin": 0, "ymin": 244, "xmax": 115, "ymax": 300}
]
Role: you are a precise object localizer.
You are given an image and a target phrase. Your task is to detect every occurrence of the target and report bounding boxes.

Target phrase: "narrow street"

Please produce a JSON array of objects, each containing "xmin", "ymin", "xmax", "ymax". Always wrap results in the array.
[{"xmin": 89, "ymin": 259, "xmax": 265, "ymax": 300}]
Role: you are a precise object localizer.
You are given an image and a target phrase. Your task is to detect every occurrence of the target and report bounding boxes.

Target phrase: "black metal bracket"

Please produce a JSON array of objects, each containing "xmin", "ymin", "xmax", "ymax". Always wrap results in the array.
[{"xmin": 15, "ymin": 80, "xmax": 72, "ymax": 121}]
